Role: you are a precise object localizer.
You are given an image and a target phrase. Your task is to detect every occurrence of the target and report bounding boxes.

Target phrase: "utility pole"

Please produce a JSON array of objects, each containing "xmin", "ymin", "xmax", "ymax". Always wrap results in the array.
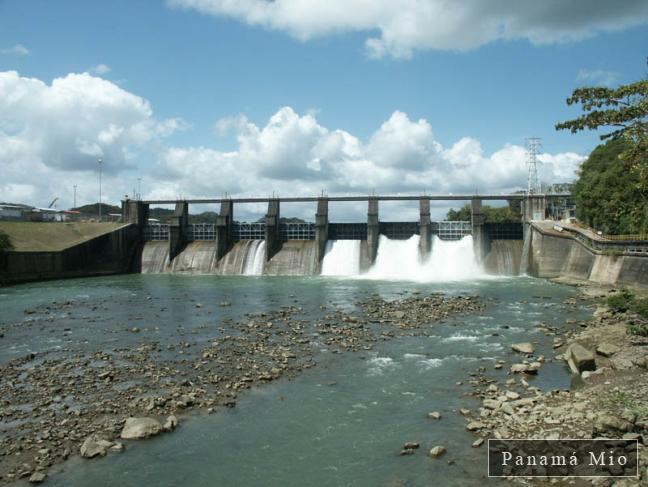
[{"xmin": 98, "ymin": 158, "xmax": 103, "ymax": 221}]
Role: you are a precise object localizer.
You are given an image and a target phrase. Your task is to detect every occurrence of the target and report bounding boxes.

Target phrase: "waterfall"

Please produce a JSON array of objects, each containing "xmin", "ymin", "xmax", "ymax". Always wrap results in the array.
[
  {"xmin": 520, "ymin": 227, "xmax": 531, "ymax": 275},
  {"xmin": 363, "ymin": 234, "xmax": 486, "ymax": 282},
  {"xmin": 321, "ymin": 240, "xmax": 361, "ymax": 276},
  {"xmin": 243, "ymin": 240, "xmax": 266, "ymax": 276}
]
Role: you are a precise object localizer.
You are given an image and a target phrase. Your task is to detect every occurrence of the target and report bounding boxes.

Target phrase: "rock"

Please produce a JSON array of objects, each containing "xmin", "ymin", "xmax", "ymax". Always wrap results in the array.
[
  {"xmin": 505, "ymin": 391, "xmax": 520, "ymax": 400},
  {"xmin": 483, "ymin": 399, "xmax": 501, "ymax": 410},
  {"xmin": 472, "ymin": 438, "xmax": 484, "ymax": 448},
  {"xmin": 511, "ymin": 343, "xmax": 534, "ymax": 354},
  {"xmin": 429, "ymin": 446, "xmax": 446, "ymax": 457},
  {"xmin": 163, "ymin": 414, "xmax": 178, "ymax": 431},
  {"xmin": 466, "ymin": 421, "xmax": 485, "ymax": 431},
  {"xmin": 593, "ymin": 414, "xmax": 633, "ymax": 434},
  {"xmin": 459, "ymin": 408, "xmax": 471, "ymax": 416},
  {"xmin": 392, "ymin": 311, "xmax": 406, "ymax": 319},
  {"xmin": 80, "ymin": 435, "xmax": 113, "ymax": 458},
  {"xmin": 427, "ymin": 411, "xmax": 441, "ymax": 420},
  {"xmin": 109, "ymin": 442, "xmax": 124, "ymax": 453},
  {"xmin": 29, "ymin": 472, "xmax": 46, "ymax": 484},
  {"xmin": 567, "ymin": 343, "xmax": 596, "ymax": 374},
  {"xmin": 403, "ymin": 442, "xmax": 419, "ymax": 450},
  {"xmin": 596, "ymin": 343, "xmax": 620, "ymax": 358},
  {"xmin": 120, "ymin": 417, "xmax": 163, "ymax": 440},
  {"xmin": 510, "ymin": 363, "xmax": 539, "ymax": 374}
]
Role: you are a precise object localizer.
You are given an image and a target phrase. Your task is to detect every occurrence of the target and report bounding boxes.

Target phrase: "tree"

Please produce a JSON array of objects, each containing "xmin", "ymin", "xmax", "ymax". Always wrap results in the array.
[
  {"xmin": 446, "ymin": 204, "xmax": 520, "ymax": 222},
  {"xmin": 555, "ymin": 76, "xmax": 648, "ymax": 197},
  {"xmin": 0, "ymin": 231, "xmax": 12, "ymax": 252},
  {"xmin": 571, "ymin": 139, "xmax": 647, "ymax": 234}
]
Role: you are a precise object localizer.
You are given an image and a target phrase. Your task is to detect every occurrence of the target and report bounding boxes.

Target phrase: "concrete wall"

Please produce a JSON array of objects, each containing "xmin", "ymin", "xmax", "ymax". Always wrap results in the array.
[
  {"xmin": 528, "ymin": 224, "xmax": 648, "ymax": 288},
  {"xmin": 1, "ymin": 224, "xmax": 141, "ymax": 285}
]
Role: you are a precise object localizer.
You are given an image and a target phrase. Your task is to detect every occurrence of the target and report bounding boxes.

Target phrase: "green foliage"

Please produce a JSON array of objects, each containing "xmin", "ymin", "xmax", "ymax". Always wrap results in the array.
[
  {"xmin": 607, "ymin": 289, "xmax": 648, "ymax": 335},
  {"xmin": 556, "ymin": 74, "xmax": 648, "ymax": 228},
  {"xmin": 0, "ymin": 231, "xmax": 12, "ymax": 252},
  {"xmin": 607, "ymin": 288, "xmax": 635, "ymax": 313},
  {"xmin": 571, "ymin": 139, "xmax": 648, "ymax": 234},
  {"xmin": 446, "ymin": 204, "xmax": 521, "ymax": 222}
]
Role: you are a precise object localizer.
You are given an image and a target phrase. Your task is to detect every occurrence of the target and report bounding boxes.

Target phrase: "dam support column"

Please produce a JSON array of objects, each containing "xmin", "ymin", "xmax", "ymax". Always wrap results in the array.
[
  {"xmin": 419, "ymin": 198, "xmax": 432, "ymax": 261},
  {"xmin": 169, "ymin": 201, "xmax": 189, "ymax": 261},
  {"xmin": 367, "ymin": 198, "xmax": 380, "ymax": 266},
  {"xmin": 122, "ymin": 199, "xmax": 149, "ymax": 228},
  {"xmin": 314, "ymin": 198, "xmax": 329, "ymax": 273},
  {"xmin": 471, "ymin": 198, "xmax": 486, "ymax": 262},
  {"xmin": 522, "ymin": 195, "xmax": 547, "ymax": 241},
  {"xmin": 265, "ymin": 199, "xmax": 281, "ymax": 261},
  {"xmin": 215, "ymin": 200, "xmax": 233, "ymax": 260}
]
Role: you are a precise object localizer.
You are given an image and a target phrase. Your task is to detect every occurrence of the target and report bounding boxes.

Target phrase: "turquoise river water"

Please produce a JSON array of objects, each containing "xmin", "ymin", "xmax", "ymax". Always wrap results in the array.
[{"xmin": 0, "ymin": 274, "xmax": 593, "ymax": 486}]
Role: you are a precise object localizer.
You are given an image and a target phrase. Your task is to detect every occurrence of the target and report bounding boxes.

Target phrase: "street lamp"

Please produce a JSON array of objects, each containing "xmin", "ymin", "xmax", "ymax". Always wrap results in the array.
[
  {"xmin": 98, "ymin": 158, "xmax": 103, "ymax": 221},
  {"xmin": 73, "ymin": 185, "xmax": 77, "ymax": 208},
  {"xmin": 137, "ymin": 178, "xmax": 142, "ymax": 200}
]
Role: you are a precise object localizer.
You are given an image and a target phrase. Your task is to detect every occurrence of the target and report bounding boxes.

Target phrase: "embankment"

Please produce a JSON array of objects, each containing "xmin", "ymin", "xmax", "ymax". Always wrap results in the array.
[
  {"xmin": 0, "ymin": 222, "xmax": 140, "ymax": 285},
  {"xmin": 526, "ymin": 222, "xmax": 648, "ymax": 288}
]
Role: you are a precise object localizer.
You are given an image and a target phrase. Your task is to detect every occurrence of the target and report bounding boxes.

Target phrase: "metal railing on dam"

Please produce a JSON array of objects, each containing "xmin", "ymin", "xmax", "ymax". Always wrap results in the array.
[{"xmin": 533, "ymin": 223, "xmax": 648, "ymax": 256}]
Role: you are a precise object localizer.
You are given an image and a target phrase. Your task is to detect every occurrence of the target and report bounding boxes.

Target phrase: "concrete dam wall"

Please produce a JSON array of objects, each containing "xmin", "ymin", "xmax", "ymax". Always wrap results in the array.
[{"xmin": 526, "ymin": 224, "xmax": 648, "ymax": 288}]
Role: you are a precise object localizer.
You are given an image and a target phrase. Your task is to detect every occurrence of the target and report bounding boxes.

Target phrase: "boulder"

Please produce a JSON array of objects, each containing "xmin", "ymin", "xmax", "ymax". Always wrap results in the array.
[
  {"xmin": 80, "ymin": 435, "xmax": 113, "ymax": 458},
  {"xmin": 28, "ymin": 472, "xmax": 46, "ymax": 484},
  {"xmin": 483, "ymin": 399, "xmax": 501, "ymax": 410},
  {"xmin": 472, "ymin": 438, "xmax": 484, "ymax": 448},
  {"xmin": 511, "ymin": 343, "xmax": 534, "ymax": 354},
  {"xmin": 596, "ymin": 343, "xmax": 620, "ymax": 358},
  {"xmin": 403, "ymin": 442, "xmax": 419, "ymax": 450},
  {"xmin": 163, "ymin": 414, "xmax": 178, "ymax": 431},
  {"xmin": 427, "ymin": 411, "xmax": 441, "ymax": 420},
  {"xmin": 120, "ymin": 417, "xmax": 163, "ymax": 440},
  {"xmin": 466, "ymin": 421, "xmax": 485, "ymax": 431},
  {"xmin": 593, "ymin": 414, "xmax": 633, "ymax": 434},
  {"xmin": 566, "ymin": 343, "xmax": 596, "ymax": 374},
  {"xmin": 429, "ymin": 446, "xmax": 446, "ymax": 457}
]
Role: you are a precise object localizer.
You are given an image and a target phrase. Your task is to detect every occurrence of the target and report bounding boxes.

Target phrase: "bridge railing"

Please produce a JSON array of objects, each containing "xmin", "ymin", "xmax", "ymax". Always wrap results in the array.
[
  {"xmin": 232, "ymin": 222, "xmax": 266, "ymax": 240},
  {"xmin": 280, "ymin": 222, "xmax": 315, "ymax": 240},
  {"xmin": 188, "ymin": 223, "xmax": 216, "ymax": 241},
  {"xmin": 144, "ymin": 224, "xmax": 170, "ymax": 241},
  {"xmin": 435, "ymin": 221, "xmax": 472, "ymax": 240}
]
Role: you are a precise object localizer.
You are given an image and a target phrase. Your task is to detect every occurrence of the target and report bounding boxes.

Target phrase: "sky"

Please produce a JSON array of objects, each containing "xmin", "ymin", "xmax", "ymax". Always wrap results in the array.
[{"xmin": 1, "ymin": 0, "xmax": 647, "ymax": 221}]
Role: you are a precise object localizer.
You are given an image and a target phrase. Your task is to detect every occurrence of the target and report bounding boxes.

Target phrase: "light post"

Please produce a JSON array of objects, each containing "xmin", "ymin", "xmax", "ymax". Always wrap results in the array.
[
  {"xmin": 73, "ymin": 185, "xmax": 77, "ymax": 208},
  {"xmin": 137, "ymin": 178, "xmax": 142, "ymax": 200},
  {"xmin": 98, "ymin": 158, "xmax": 103, "ymax": 221}
]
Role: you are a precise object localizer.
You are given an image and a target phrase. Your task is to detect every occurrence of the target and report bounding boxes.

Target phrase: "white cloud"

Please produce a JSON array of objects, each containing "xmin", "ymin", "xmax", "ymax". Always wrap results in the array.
[
  {"xmin": 1, "ymin": 44, "xmax": 30, "ymax": 56},
  {"xmin": 167, "ymin": 0, "xmax": 648, "ymax": 58},
  {"xmin": 0, "ymin": 71, "xmax": 186, "ymax": 207},
  {"xmin": 0, "ymin": 71, "xmax": 584, "ymax": 219},
  {"xmin": 152, "ymin": 106, "xmax": 584, "ymax": 220},
  {"xmin": 576, "ymin": 68, "xmax": 619, "ymax": 87},
  {"xmin": 90, "ymin": 64, "xmax": 112, "ymax": 75}
]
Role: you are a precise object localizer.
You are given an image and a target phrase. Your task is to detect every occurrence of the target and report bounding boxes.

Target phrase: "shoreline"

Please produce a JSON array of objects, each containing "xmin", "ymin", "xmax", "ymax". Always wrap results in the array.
[{"xmin": 462, "ymin": 279, "xmax": 648, "ymax": 484}]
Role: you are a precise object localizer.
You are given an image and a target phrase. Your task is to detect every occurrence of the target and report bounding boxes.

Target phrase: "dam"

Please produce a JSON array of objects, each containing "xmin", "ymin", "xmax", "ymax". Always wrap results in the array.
[{"xmin": 127, "ymin": 195, "xmax": 535, "ymax": 277}]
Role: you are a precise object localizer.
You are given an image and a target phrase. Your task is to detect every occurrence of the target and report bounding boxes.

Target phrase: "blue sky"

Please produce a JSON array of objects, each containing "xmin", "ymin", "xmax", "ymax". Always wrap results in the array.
[{"xmin": 1, "ymin": 0, "xmax": 647, "ymax": 219}]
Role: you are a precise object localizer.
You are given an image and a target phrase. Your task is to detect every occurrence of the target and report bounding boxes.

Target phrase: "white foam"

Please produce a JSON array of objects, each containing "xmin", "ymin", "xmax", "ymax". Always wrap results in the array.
[{"xmin": 321, "ymin": 240, "xmax": 361, "ymax": 276}]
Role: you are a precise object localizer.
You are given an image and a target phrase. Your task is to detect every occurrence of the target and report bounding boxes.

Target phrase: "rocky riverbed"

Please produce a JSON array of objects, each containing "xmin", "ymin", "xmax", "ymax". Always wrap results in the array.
[
  {"xmin": 0, "ymin": 292, "xmax": 484, "ymax": 484},
  {"xmin": 460, "ymin": 284, "xmax": 648, "ymax": 485}
]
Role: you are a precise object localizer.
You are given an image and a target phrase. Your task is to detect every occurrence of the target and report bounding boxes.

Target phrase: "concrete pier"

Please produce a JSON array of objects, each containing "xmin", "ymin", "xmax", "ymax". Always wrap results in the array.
[
  {"xmin": 122, "ymin": 200, "xmax": 149, "ymax": 228},
  {"xmin": 265, "ymin": 199, "xmax": 281, "ymax": 261},
  {"xmin": 367, "ymin": 198, "xmax": 380, "ymax": 265},
  {"xmin": 216, "ymin": 200, "xmax": 233, "ymax": 260},
  {"xmin": 419, "ymin": 198, "xmax": 431, "ymax": 260},
  {"xmin": 314, "ymin": 198, "xmax": 328, "ymax": 273},
  {"xmin": 471, "ymin": 198, "xmax": 486, "ymax": 261},
  {"xmin": 169, "ymin": 201, "xmax": 189, "ymax": 261}
]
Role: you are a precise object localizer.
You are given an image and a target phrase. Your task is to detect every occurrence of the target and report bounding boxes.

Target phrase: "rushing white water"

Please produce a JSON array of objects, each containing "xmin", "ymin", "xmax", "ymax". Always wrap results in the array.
[
  {"xmin": 364, "ymin": 234, "xmax": 487, "ymax": 282},
  {"xmin": 243, "ymin": 240, "xmax": 266, "ymax": 276},
  {"xmin": 321, "ymin": 240, "xmax": 361, "ymax": 276}
]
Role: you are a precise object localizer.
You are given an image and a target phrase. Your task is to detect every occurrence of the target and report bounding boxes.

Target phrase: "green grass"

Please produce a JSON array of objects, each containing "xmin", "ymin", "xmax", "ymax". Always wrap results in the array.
[
  {"xmin": 0, "ymin": 222, "xmax": 126, "ymax": 252},
  {"xmin": 607, "ymin": 289, "xmax": 648, "ymax": 336}
]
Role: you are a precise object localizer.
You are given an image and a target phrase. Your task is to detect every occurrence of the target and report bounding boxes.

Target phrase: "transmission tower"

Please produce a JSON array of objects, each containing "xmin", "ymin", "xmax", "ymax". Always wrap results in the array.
[{"xmin": 526, "ymin": 137, "xmax": 541, "ymax": 194}]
